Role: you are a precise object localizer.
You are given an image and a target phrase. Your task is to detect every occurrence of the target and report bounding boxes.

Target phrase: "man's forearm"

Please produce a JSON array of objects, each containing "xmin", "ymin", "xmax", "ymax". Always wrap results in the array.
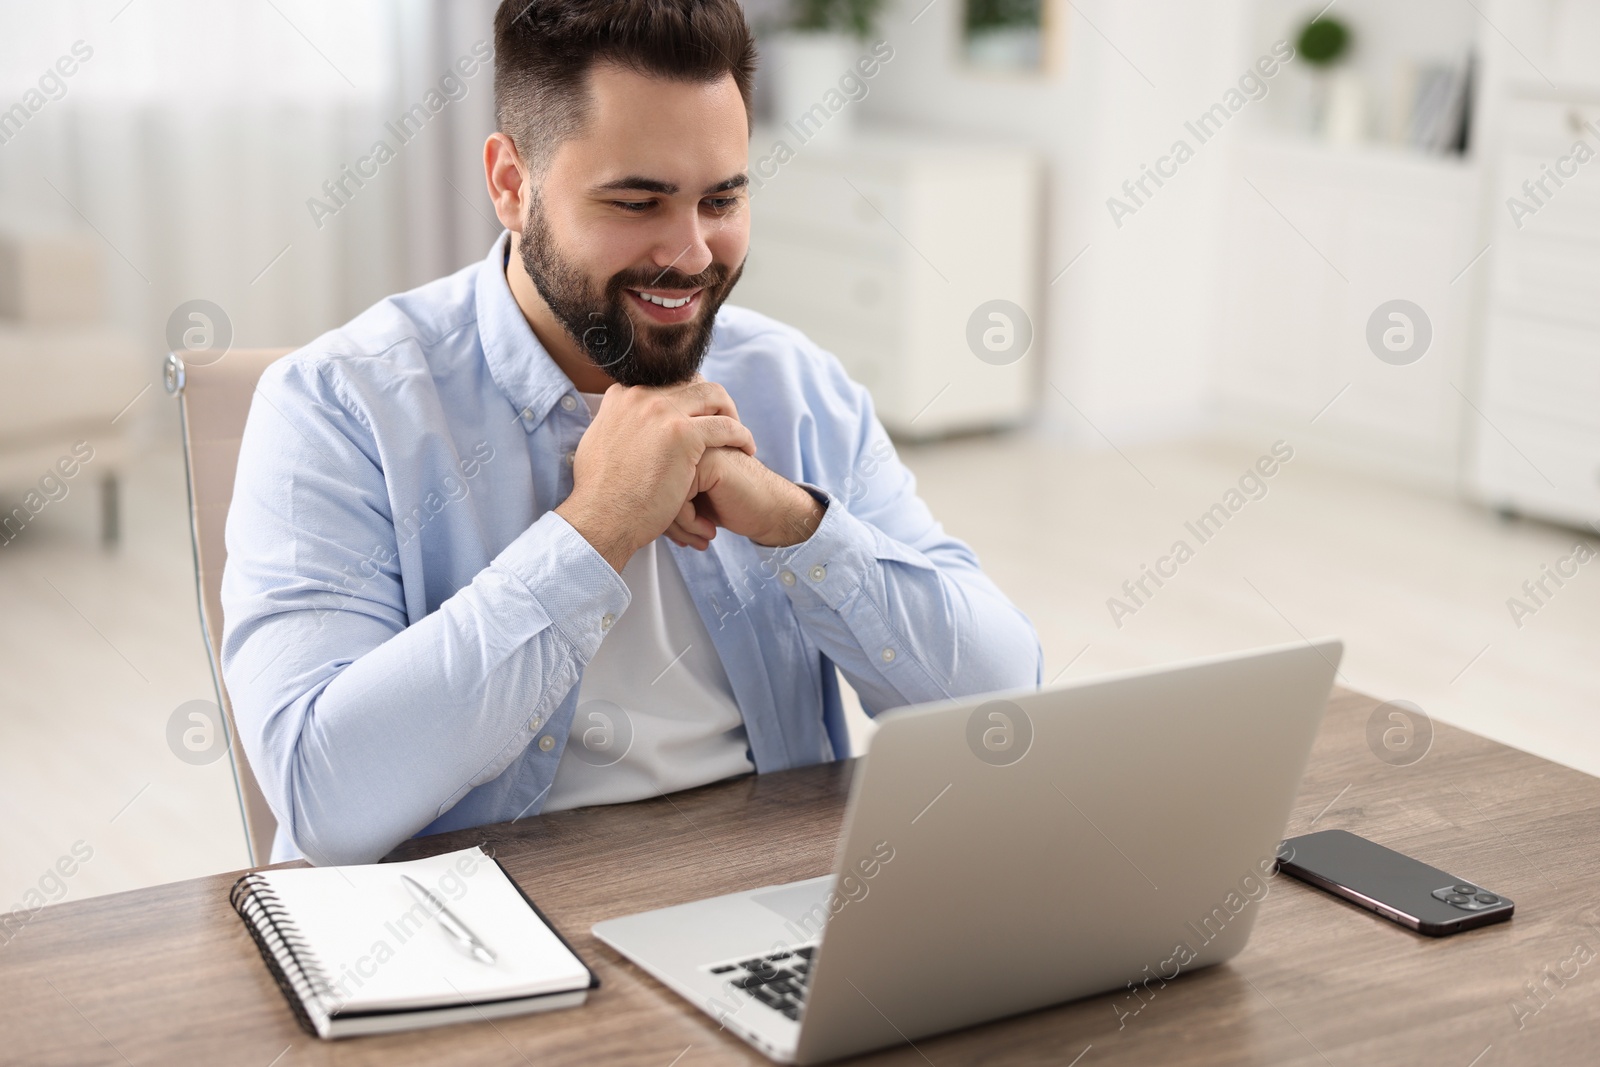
[
  {"xmin": 758, "ymin": 490, "xmax": 1042, "ymax": 714},
  {"xmin": 224, "ymin": 511, "xmax": 629, "ymax": 865}
]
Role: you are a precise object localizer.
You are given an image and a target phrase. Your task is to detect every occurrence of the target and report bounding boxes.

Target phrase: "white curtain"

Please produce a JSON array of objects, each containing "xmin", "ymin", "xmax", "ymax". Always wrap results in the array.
[{"xmin": 0, "ymin": 0, "xmax": 502, "ymax": 352}]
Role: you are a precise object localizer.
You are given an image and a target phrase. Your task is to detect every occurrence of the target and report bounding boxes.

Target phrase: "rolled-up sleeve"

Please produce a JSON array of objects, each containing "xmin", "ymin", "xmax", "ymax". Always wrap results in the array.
[{"xmin": 220, "ymin": 359, "xmax": 629, "ymax": 866}]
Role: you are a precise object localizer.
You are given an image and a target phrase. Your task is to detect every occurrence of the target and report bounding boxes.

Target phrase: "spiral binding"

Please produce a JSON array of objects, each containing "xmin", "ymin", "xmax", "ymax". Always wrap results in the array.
[{"xmin": 229, "ymin": 872, "xmax": 341, "ymax": 1036}]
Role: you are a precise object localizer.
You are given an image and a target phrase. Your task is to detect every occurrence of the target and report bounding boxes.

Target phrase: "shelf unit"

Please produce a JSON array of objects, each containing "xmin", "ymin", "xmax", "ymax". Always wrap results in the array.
[
  {"xmin": 733, "ymin": 125, "xmax": 1043, "ymax": 439},
  {"xmin": 1213, "ymin": 135, "xmax": 1482, "ymax": 488},
  {"xmin": 1467, "ymin": 87, "xmax": 1600, "ymax": 528}
]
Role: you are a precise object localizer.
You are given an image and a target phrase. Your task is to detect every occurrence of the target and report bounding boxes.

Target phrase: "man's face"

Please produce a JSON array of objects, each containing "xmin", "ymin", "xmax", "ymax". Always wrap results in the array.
[{"xmin": 519, "ymin": 62, "xmax": 750, "ymax": 387}]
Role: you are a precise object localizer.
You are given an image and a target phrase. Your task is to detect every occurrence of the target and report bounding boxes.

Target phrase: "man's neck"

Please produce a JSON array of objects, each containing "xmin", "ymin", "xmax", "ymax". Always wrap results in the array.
[{"xmin": 504, "ymin": 230, "xmax": 618, "ymax": 394}]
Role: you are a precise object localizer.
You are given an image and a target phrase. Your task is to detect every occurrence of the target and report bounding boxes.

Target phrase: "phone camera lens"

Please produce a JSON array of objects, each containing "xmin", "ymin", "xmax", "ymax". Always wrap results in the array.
[
  {"xmin": 1475, "ymin": 893, "xmax": 1499, "ymax": 905},
  {"xmin": 1446, "ymin": 893, "xmax": 1470, "ymax": 904},
  {"xmin": 1452, "ymin": 884, "xmax": 1475, "ymax": 894}
]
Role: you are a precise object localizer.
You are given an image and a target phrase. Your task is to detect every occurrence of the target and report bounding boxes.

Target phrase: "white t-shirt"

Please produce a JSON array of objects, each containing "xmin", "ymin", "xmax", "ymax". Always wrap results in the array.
[{"xmin": 541, "ymin": 392, "xmax": 755, "ymax": 812}]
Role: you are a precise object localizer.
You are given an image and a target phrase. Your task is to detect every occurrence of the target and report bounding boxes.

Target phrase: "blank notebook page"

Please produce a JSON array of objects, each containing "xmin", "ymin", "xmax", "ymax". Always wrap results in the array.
[{"xmin": 257, "ymin": 846, "xmax": 589, "ymax": 1013}]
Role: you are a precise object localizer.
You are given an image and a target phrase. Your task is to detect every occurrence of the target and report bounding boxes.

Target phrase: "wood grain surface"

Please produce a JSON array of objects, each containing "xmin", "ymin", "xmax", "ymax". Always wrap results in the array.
[{"xmin": 5, "ymin": 688, "xmax": 1600, "ymax": 1066}]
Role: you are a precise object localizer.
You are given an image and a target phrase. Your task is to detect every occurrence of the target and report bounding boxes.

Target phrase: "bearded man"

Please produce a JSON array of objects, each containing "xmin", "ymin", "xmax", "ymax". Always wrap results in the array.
[{"xmin": 221, "ymin": 0, "xmax": 1041, "ymax": 866}]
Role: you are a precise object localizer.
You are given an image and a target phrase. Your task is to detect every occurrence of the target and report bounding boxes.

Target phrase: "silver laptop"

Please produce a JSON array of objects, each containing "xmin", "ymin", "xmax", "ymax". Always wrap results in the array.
[{"xmin": 593, "ymin": 638, "xmax": 1342, "ymax": 1063}]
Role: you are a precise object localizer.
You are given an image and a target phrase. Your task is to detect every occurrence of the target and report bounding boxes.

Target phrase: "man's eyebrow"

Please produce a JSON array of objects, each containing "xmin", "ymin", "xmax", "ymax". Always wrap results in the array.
[
  {"xmin": 591, "ymin": 174, "xmax": 749, "ymax": 196},
  {"xmin": 593, "ymin": 175, "xmax": 677, "ymax": 195}
]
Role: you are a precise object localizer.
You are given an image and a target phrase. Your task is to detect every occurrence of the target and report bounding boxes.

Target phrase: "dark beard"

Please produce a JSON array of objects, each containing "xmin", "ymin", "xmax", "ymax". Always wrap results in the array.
[{"xmin": 519, "ymin": 201, "xmax": 744, "ymax": 387}]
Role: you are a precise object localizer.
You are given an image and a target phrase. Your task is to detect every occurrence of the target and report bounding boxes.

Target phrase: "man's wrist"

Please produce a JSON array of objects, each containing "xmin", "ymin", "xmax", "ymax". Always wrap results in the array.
[
  {"xmin": 554, "ymin": 496, "xmax": 635, "ymax": 573},
  {"xmin": 752, "ymin": 479, "xmax": 826, "ymax": 548}
]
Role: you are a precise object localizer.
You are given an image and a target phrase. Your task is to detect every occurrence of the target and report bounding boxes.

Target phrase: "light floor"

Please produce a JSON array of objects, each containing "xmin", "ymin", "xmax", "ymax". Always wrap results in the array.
[{"xmin": 2, "ymin": 430, "xmax": 1596, "ymax": 909}]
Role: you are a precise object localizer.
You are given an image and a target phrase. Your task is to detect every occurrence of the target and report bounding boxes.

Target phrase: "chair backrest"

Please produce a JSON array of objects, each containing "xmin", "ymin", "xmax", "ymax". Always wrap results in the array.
[{"xmin": 165, "ymin": 348, "xmax": 293, "ymax": 867}]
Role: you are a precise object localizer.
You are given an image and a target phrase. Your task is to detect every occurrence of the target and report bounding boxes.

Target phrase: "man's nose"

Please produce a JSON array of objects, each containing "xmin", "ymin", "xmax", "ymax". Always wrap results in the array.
[{"xmin": 649, "ymin": 209, "xmax": 714, "ymax": 280}]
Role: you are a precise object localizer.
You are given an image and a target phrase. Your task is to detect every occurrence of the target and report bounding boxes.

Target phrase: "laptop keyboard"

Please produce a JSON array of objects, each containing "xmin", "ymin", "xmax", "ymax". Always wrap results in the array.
[{"xmin": 709, "ymin": 944, "xmax": 815, "ymax": 1020}]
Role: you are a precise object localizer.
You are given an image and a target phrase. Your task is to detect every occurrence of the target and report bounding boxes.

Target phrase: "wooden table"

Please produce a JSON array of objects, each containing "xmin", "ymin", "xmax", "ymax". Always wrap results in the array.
[{"xmin": 7, "ymin": 689, "xmax": 1600, "ymax": 1065}]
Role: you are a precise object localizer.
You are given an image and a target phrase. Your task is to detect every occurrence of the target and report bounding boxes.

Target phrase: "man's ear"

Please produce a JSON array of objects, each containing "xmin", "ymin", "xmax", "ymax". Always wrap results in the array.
[{"xmin": 484, "ymin": 132, "xmax": 530, "ymax": 232}]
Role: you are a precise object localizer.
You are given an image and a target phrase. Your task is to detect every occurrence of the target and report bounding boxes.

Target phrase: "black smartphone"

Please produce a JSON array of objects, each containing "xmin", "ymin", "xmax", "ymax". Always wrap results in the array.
[{"xmin": 1277, "ymin": 829, "xmax": 1514, "ymax": 937}]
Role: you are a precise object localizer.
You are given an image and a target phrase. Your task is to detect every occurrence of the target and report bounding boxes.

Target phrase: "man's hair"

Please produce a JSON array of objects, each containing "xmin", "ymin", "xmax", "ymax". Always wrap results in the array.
[{"xmin": 493, "ymin": 0, "xmax": 757, "ymax": 176}]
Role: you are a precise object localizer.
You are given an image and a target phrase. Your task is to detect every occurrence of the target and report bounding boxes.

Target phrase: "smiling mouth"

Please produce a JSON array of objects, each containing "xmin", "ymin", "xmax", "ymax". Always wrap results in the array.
[
  {"xmin": 625, "ymin": 287, "xmax": 703, "ymax": 322},
  {"xmin": 632, "ymin": 289, "xmax": 696, "ymax": 308}
]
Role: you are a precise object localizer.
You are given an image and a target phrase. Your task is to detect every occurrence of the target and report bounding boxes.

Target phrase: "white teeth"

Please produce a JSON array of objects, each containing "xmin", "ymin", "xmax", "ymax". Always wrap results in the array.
[{"xmin": 636, "ymin": 290, "xmax": 692, "ymax": 309}]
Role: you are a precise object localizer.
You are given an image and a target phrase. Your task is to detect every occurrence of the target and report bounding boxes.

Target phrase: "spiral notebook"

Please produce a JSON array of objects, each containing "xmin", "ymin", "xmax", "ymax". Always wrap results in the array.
[{"xmin": 230, "ymin": 845, "xmax": 596, "ymax": 1038}]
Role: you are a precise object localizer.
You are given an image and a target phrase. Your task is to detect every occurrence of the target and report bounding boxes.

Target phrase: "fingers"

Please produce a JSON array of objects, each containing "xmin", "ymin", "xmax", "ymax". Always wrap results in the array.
[
  {"xmin": 663, "ymin": 379, "xmax": 740, "ymax": 421},
  {"xmin": 676, "ymin": 497, "xmax": 716, "ymax": 541},
  {"xmin": 594, "ymin": 380, "xmax": 726, "ymax": 415},
  {"xmin": 666, "ymin": 515, "xmax": 712, "ymax": 550},
  {"xmin": 605, "ymin": 380, "xmax": 751, "ymax": 453},
  {"xmin": 690, "ymin": 414, "xmax": 756, "ymax": 456}
]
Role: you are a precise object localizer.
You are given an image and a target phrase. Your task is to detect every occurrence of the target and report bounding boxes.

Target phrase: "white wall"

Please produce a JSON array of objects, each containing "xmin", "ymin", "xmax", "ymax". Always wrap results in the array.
[{"xmin": 860, "ymin": 0, "xmax": 1254, "ymax": 447}]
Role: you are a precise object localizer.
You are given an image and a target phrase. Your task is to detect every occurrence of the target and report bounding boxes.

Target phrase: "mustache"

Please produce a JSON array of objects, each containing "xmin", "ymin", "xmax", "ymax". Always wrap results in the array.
[{"xmin": 609, "ymin": 262, "xmax": 730, "ymax": 294}]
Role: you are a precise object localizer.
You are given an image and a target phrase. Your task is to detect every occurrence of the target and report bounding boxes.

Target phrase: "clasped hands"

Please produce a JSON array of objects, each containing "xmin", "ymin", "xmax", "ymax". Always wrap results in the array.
[{"xmin": 553, "ymin": 377, "xmax": 825, "ymax": 575}]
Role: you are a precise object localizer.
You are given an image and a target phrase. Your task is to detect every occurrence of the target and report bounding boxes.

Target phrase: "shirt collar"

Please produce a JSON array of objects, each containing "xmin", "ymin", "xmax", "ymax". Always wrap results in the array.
[{"xmin": 475, "ymin": 229, "xmax": 579, "ymax": 429}]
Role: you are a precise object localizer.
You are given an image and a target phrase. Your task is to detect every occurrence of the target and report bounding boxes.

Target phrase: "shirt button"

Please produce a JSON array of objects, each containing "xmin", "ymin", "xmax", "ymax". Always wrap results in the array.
[
  {"xmin": 779, "ymin": 569, "xmax": 797, "ymax": 587},
  {"xmin": 538, "ymin": 735, "xmax": 555, "ymax": 752},
  {"xmin": 563, "ymin": 450, "xmax": 576, "ymax": 466},
  {"xmin": 529, "ymin": 715, "xmax": 542, "ymax": 731},
  {"xmin": 809, "ymin": 564, "xmax": 827, "ymax": 582},
  {"xmin": 560, "ymin": 394, "xmax": 578, "ymax": 411},
  {"xmin": 520, "ymin": 406, "xmax": 534, "ymax": 422},
  {"xmin": 601, "ymin": 612, "xmax": 615, "ymax": 631},
  {"xmin": 881, "ymin": 647, "xmax": 896, "ymax": 663}
]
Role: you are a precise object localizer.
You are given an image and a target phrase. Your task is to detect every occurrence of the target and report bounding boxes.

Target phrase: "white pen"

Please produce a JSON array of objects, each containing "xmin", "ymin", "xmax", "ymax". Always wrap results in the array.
[{"xmin": 401, "ymin": 874, "xmax": 498, "ymax": 965}]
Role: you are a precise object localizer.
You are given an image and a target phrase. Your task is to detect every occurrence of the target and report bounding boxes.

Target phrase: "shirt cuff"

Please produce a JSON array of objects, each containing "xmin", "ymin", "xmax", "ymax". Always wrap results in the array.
[
  {"xmin": 753, "ymin": 483, "xmax": 879, "ymax": 611},
  {"xmin": 492, "ymin": 510, "xmax": 632, "ymax": 659}
]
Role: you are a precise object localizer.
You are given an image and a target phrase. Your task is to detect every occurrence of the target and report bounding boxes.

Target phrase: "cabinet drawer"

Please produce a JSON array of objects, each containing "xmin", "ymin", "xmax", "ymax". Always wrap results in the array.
[
  {"xmin": 1501, "ymin": 97, "xmax": 1600, "ymax": 155},
  {"xmin": 1490, "ymin": 232, "xmax": 1600, "ymax": 327},
  {"xmin": 1482, "ymin": 314, "xmax": 1600, "ymax": 432},
  {"xmin": 749, "ymin": 154, "xmax": 907, "ymax": 253},
  {"xmin": 734, "ymin": 240, "xmax": 902, "ymax": 334},
  {"xmin": 732, "ymin": 240, "xmax": 902, "ymax": 390},
  {"xmin": 1494, "ymin": 151, "xmax": 1600, "ymax": 246}
]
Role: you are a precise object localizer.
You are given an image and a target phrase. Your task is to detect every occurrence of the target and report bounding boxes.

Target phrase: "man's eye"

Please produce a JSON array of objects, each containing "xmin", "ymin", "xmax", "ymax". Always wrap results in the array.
[
  {"xmin": 704, "ymin": 197, "xmax": 739, "ymax": 212},
  {"xmin": 613, "ymin": 200, "xmax": 653, "ymax": 213}
]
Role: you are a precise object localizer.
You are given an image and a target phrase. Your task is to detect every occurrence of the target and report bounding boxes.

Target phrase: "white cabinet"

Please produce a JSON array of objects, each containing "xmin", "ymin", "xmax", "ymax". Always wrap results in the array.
[
  {"xmin": 733, "ymin": 126, "xmax": 1042, "ymax": 439},
  {"xmin": 1213, "ymin": 138, "xmax": 1481, "ymax": 487},
  {"xmin": 1469, "ymin": 89, "xmax": 1600, "ymax": 527}
]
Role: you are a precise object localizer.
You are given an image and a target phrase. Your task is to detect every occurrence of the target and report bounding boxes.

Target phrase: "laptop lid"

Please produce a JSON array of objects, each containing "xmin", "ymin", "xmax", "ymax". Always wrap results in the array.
[{"xmin": 792, "ymin": 638, "xmax": 1341, "ymax": 1064}]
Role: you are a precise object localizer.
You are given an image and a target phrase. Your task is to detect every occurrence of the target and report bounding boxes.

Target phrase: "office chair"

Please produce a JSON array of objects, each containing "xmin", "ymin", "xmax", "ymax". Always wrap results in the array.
[{"xmin": 165, "ymin": 348, "xmax": 291, "ymax": 867}]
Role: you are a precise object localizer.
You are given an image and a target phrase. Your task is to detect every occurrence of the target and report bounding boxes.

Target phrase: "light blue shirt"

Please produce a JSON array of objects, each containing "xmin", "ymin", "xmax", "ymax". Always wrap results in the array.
[{"xmin": 221, "ymin": 231, "xmax": 1042, "ymax": 866}]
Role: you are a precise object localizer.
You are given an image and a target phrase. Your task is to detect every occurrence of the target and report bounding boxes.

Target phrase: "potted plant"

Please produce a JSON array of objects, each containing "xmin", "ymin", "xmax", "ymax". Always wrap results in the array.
[
  {"xmin": 963, "ymin": 0, "xmax": 1045, "ymax": 72},
  {"xmin": 767, "ymin": 0, "xmax": 886, "ymax": 142},
  {"xmin": 1297, "ymin": 14, "xmax": 1364, "ymax": 143}
]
